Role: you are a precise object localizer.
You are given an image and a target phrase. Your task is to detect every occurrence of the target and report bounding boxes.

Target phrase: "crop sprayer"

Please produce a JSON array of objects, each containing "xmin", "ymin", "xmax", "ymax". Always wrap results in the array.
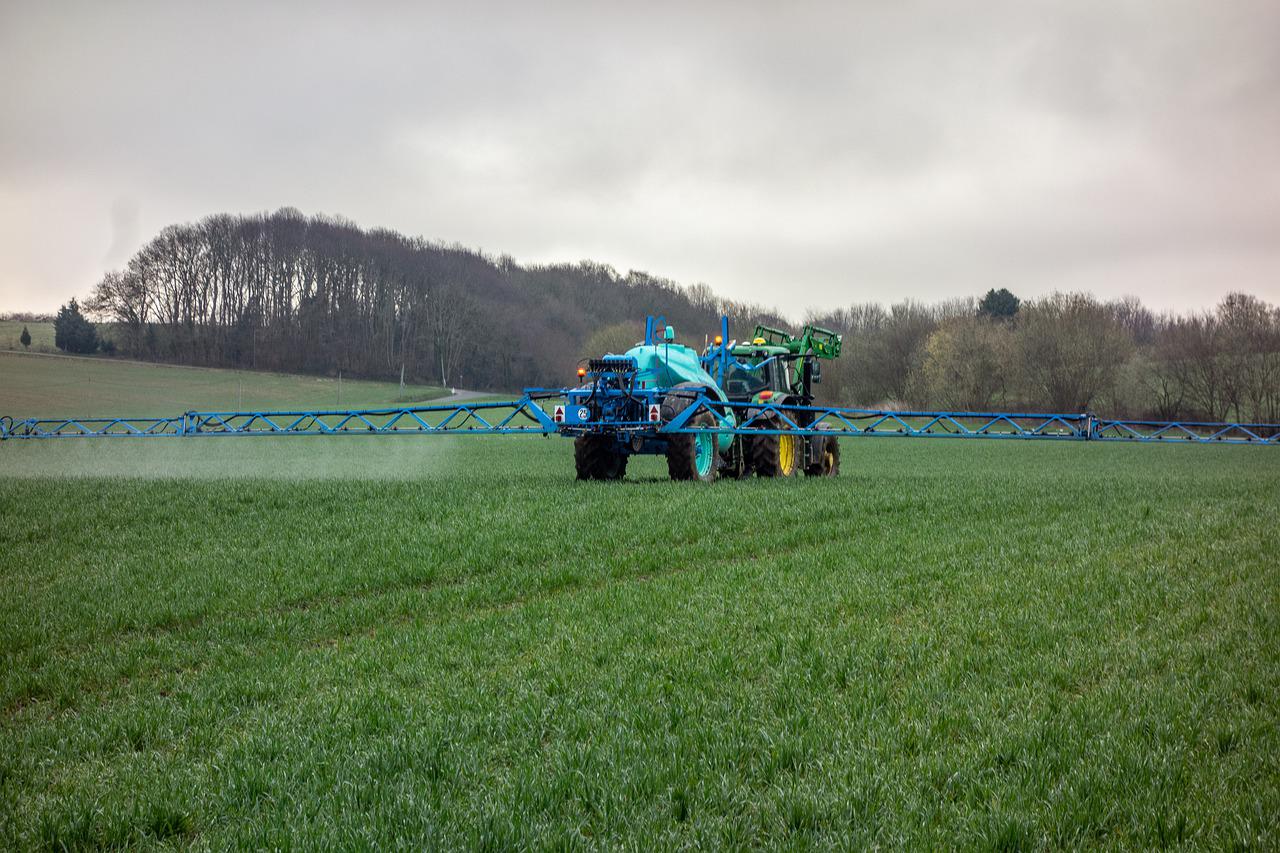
[{"xmin": 2, "ymin": 314, "xmax": 1277, "ymax": 481}]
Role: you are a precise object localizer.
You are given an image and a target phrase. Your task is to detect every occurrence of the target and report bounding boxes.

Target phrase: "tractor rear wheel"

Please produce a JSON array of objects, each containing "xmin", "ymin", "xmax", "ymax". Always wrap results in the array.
[
  {"xmin": 667, "ymin": 411, "xmax": 718, "ymax": 482},
  {"xmin": 574, "ymin": 435, "xmax": 627, "ymax": 481},
  {"xmin": 751, "ymin": 417, "xmax": 802, "ymax": 477},
  {"xmin": 805, "ymin": 431, "xmax": 841, "ymax": 477}
]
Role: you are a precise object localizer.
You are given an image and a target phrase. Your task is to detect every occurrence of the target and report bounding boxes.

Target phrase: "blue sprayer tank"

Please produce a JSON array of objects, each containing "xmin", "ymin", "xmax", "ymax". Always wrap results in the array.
[{"xmin": 617, "ymin": 341, "xmax": 736, "ymax": 453}]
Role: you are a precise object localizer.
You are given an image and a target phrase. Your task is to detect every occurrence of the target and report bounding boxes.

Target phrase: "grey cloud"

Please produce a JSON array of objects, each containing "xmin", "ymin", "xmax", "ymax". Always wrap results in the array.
[
  {"xmin": 0, "ymin": 0, "xmax": 1277, "ymax": 314},
  {"xmin": 103, "ymin": 197, "xmax": 140, "ymax": 268}
]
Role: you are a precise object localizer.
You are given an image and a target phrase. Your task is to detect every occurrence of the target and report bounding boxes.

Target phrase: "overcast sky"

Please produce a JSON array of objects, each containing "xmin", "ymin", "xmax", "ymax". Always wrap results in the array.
[{"xmin": 2, "ymin": 1, "xmax": 1278, "ymax": 316}]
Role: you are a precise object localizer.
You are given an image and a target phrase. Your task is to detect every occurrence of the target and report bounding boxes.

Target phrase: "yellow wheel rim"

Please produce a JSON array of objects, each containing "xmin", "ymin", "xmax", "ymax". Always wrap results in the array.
[{"xmin": 778, "ymin": 433, "xmax": 798, "ymax": 476}]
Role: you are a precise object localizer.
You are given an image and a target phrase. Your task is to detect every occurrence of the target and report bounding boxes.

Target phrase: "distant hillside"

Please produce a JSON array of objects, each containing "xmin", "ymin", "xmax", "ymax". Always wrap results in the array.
[
  {"xmin": 83, "ymin": 209, "xmax": 782, "ymax": 391},
  {"xmin": 0, "ymin": 350, "xmax": 448, "ymax": 418}
]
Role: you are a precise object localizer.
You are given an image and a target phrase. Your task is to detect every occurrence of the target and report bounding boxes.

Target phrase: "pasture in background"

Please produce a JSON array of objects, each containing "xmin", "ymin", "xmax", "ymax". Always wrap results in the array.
[
  {"xmin": 0, "ymin": 351, "xmax": 447, "ymax": 419},
  {"xmin": 0, "ymin": 320, "xmax": 54, "ymax": 352}
]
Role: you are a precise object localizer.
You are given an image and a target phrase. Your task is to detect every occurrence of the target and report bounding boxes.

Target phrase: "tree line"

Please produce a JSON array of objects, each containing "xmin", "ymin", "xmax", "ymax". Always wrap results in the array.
[
  {"xmin": 76, "ymin": 209, "xmax": 1279, "ymax": 421},
  {"xmin": 807, "ymin": 288, "xmax": 1280, "ymax": 423}
]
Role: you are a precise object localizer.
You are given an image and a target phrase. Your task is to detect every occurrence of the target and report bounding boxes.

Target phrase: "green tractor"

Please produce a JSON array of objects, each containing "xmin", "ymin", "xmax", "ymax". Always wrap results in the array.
[{"xmin": 718, "ymin": 323, "xmax": 842, "ymax": 478}]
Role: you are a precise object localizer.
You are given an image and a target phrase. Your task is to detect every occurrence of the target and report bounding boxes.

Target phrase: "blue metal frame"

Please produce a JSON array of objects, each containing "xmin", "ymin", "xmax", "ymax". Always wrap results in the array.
[
  {"xmin": 656, "ymin": 396, "xmax": 1279, "ymax": 444},
  {"xmin": 1091, "ymin": 417, "xmax": 1280, "ymax": 444},
  {"xmin": 2, "ymin": 395, "xmax": 1277, "ymax": 445},
  {"xmin": 0, "ymin": 398, "xmax": 558, "ymax": 440}
]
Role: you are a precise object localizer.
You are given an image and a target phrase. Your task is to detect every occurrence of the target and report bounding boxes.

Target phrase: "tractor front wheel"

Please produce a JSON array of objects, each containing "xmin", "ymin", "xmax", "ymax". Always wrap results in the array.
[
  {"xmin": 574, "ymin": 435, "xmax": 627, "ymax": 481},
  {"xmin": 667, "ymin": 411, "xmax": 718, "ymax": 482},
  {"xmin": 751, "ymin": 418, "xmax": 802, "ymax": 477}
]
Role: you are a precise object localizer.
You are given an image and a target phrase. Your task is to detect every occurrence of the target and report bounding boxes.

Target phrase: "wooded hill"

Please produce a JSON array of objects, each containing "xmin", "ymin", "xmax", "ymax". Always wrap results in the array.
[
  {"xmin": 83, "ymin": 208, "xmax": 782, "ymax": 391},
  {"xmin": 80, "ymin": 208, "xmax": 1280, "ymax": 422}
]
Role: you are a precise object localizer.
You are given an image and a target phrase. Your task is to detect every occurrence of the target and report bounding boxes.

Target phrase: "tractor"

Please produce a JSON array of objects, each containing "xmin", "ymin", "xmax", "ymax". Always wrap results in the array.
[
  {"xmin": 721, "ymin": 322, "xmax": 843, "ymax": 479},
  {"xmin": 557, "ymin": 316, "xmax": 842, "ymax": 482}
]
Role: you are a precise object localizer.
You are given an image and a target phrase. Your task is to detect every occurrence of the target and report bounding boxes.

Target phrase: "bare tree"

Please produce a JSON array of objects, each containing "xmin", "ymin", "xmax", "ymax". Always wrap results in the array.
[
  {"xmin": 1157, "ymin": 314, "xmax": 1227, "ymax": 420},
  {"xmin": 86, "ymin": 270, "xmax": 153, "ymax": 355},
  {"xmin": 867, "ymin": 301, "xmax": 938, "ymax": 405},
  {"xmin": 1109, "ymin": 295, "xmax": 1157, "ymax": 346},
  {"xmin": 1014, "ymin": 293, "xmax": 1131, "ymax": 412},
  {"xmin": 1216, "ymin": 292, "xmax": 1280, "ymax": 422},
  {"xmin": 425, "ymin": 285, "xmax": 477, "ymax": 388},
  {"xmin": 914, "ymin": 316, "xmax": 1012, "ymax": 410}
]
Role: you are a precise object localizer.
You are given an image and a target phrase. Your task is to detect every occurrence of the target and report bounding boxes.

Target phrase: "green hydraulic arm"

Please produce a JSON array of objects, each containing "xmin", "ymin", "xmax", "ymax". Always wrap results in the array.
[{"xmin": 750, "ymin": 323, "xmax": 842, "ymax": 394}]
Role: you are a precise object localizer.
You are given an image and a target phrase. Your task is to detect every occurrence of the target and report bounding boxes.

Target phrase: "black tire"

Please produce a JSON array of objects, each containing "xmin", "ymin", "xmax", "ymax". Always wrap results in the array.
[
  {"xmin": 804, "ymin": 430, "xmax": 841, "ymax": 477},
  {"xmin": 666, "ymin": 411, "xmax": 718, "ymax": 482},
  {"xmin": 574, "ymin": 435, "xmax": 627, "ymax": 480},
  {"xmin": 750, "ymin": 415, "xmax": 802, "ymax": 478},
  {"xmin": 659, "ymin": 382, "xmax": 707, "ymax": 423}
]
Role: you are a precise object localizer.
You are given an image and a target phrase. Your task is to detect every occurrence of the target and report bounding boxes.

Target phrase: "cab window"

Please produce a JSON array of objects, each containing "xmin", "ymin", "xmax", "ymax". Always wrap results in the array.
[
  {"xmin": 724, "ymin": 362, "xmax": 769, "ymax": 398},
  {"xmin": 769, "ymin": 360, "xmax": 790, "ymax": 392}
]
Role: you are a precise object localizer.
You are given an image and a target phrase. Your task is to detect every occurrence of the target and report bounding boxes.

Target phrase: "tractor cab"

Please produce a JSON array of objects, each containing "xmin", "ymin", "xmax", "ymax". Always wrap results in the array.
[
  {"xmin": 722, "ymin": 346, "xmax": 791, "ymax": 401},
  {"xmin": 724, "ymin": 325, "xmax": 842, "ymax": 404}
]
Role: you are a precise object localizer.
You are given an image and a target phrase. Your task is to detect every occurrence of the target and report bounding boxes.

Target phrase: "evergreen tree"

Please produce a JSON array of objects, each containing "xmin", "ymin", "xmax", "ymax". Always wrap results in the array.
[
  {"xmin": 978, "ymin": 288, "xmax": 1021, "ymax": 320},
  {"xmin": 53, "ymin": 299, "xmax": 99, "ymax": 354},
  {"xmin": 19, "ymin": 325, "xmax": 31, "ymax": 349}
]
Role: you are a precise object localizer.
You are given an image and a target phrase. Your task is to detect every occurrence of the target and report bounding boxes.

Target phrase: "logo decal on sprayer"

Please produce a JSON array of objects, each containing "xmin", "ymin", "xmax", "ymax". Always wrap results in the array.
[
  {"xmin": 577, "ymin": 407, "xmax": 591, "ymax": 421},
  {"xmin": 648, "ymin": 404, "xmax": 661, "ymax": 422},
  {"xmin": 553, "ymin": 405, "xmax": 565, "ymax": 423}
]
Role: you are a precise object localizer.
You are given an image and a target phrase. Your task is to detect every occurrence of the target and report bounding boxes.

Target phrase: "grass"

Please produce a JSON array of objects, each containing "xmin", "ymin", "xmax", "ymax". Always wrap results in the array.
[
  {"xmin": 0, "ymin": 321, "xmax": 54, "ymax": 352},
  {"xmin": 0, "ymin": 351, "xmax": 448, "ymax": 418},
  {"xmin": 0, "ymin": 360, "xmax": 1278, "ymax": 848}
]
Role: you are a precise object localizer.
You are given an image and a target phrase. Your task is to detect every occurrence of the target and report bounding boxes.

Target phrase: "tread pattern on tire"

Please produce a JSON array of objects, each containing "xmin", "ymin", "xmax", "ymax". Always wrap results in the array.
[
  {"xmin": 660, "ymin": 383, "xmax": 717, "ymax": 483},
  {"xmin": 750, "ymin": 415, "xmax": 797, "ymax": 477},
  {"xmin": 666, "ymin": 411, "xmax": 717, "ymax": 482},
  {"xmin": 574, "ymin": 435, "xmax": 627, "ymax": 480}
]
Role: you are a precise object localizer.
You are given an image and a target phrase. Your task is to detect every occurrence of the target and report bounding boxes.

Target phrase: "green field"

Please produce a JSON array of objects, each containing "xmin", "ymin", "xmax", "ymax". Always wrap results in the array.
[
  {"xmin": 1, "ymin": 361, "xmax": 1278, "ymax": 848},
  {"xmin": 0, "ymin": 351, "xmax": 448, "ymax": 418},
  {"xmin": 0, "ymin": 321, "xmax": 55, "ymax": 352}
]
